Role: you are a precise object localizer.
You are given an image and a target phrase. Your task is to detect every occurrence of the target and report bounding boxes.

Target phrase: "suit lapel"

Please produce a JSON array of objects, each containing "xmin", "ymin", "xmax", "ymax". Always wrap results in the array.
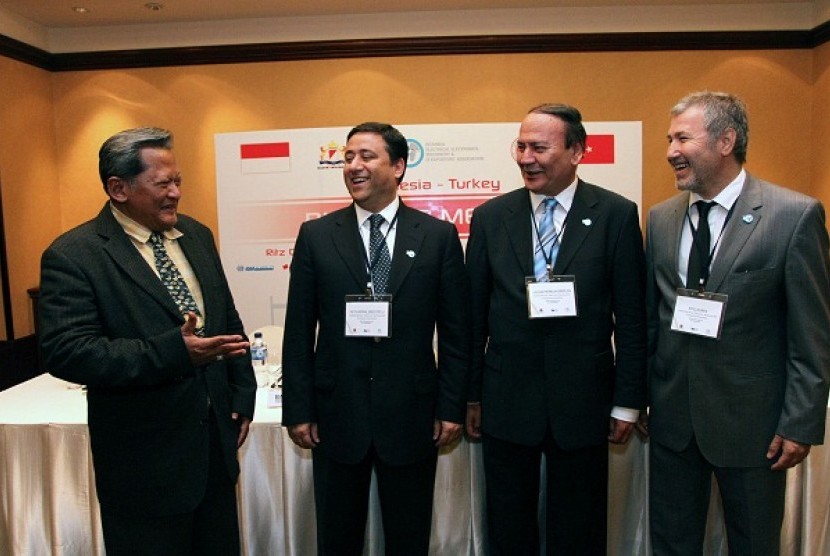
[
  {"xmin": 554, "ymin": 180, "xmax": 598, "ymax": 273},
  {"xmin": 332, "ymin": 204, "xmax": 372, "ymax": 292},
  {"xmin": 503, "ymin": 190, "xmax": 534, "ymax": 276},
  {"xmin": 707, "ymin": 175, "xmax": 763, "ymax": 292},
  {"xmin": 388, "ymin": 203, "xmax": 425, "ymax": 295},
  {"xmin": 95, "ymin": 205, "xmax": 183, "ymax": 321},
  {"xmin": 663, "ymin": 193, "xmax": 689, "ymax": 289}
]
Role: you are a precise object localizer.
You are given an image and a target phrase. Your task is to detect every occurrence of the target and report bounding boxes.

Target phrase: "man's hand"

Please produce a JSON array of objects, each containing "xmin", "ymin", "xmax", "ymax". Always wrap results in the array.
[
  {"xmin": 181, "ymin": 312, "xmax": 249, "ymax": 366},
  {"xmin": 232, "ymin": 413, "xmax": 252, "ymax": 448},
  {"xmin": 434, "ymin": 420, "xmax": 462, "ymax": 447},
  {"xmin": 288, "ymin": 423, "xmax": 319, "ymax": 449},
  {"xmin": 466, "ymin": 404, "xmax": 482, "ymax": 440},
  {"xmin": 608, "ymin": 417, "xmax": 635, "ymax": 444},
  {"xmin": 767, "ymin": 434, "xmax": 811, "ymax": 471},
  {"xmin": 635, "ymin": 412, "xmax": 649, "ymax": 440}
]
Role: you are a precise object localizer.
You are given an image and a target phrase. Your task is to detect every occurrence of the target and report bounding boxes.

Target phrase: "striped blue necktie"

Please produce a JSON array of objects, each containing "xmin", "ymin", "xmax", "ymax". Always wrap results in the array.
[{"xmin": 534, "ymin": 198, "xmax": 558, "ymax": 280}]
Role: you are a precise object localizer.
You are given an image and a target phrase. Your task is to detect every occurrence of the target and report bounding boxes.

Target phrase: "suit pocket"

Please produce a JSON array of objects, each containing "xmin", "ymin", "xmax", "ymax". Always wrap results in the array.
[{"xmin": 729, "ymin": 266, "xmax": 778, "ymax": 285}]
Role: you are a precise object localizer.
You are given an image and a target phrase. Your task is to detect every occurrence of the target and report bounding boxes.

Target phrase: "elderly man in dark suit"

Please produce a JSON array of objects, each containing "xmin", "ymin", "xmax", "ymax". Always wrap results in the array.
[
  {"xmin": 465, "ymin": 103, "xmax": 647, "ymax": 555},
  {"xmin": 39, "ymin": 127, "xmax": 256, "ymax": 556},
  {"xmin": 282, "ymin": 122, "xmax": 470, "ymax": 556},
  {"xmin": 646, "ymin": 91, "xmax": 830, "ymax": 554}
]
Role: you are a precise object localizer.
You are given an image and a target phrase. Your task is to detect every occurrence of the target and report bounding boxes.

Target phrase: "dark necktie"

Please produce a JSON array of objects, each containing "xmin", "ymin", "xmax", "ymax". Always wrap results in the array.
[
  {"xmin": 686, "ymin": 200, "xmax": 715, "ymax": 289},
  {"xmin": 148, "ymin": 232, "xmax": 203, "ymax": 334},
  {"xmin": 368, "ymin": 214, "xmax": 391, "ymax": 295}
]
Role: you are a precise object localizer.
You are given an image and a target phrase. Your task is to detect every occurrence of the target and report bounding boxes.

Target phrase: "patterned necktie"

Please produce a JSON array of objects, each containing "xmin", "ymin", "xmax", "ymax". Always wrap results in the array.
[
  {"xmin": 368, "ymin": 214, "xmax": 392, "ymax": 295},
  {"xmin": 686, "ymin": 200, "xmax": 715, "ymax": 289},
  {"xmin": 534, "ymin": 198, "xmax": 559, "ymax": 280},
  {"xmin": 148, "ymin": 232, "xmax": 203, "ymax": 334}
]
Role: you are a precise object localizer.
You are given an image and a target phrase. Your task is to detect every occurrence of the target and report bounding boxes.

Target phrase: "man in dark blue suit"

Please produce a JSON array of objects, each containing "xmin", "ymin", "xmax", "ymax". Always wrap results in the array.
[
  {"xmin": 465, "ymin": 104, "xmax": 647, "ymax": 555},
  {"xmin": 282, "ymin": 122, "xmax": 470, "ymax": 555},
  {"xmin": 39, "ymin": 127, "xmax": 256, "ymax": 555}
]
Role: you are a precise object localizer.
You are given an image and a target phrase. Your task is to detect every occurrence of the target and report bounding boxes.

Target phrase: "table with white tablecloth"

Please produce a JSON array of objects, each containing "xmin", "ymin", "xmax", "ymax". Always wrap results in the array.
[{"xmin": 1, "ymin": 374, "xmax": 828, "ymax": 555}]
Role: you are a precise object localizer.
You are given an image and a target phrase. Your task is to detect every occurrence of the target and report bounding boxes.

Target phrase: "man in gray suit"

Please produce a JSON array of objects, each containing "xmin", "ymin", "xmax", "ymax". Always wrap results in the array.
[
  {"xmin": 646, "ymin": 91, "xmax": 830, "ymax": 554},
  {"xmin": 39, "ymin": 127, "xmax": 256, "ymax": 555}
]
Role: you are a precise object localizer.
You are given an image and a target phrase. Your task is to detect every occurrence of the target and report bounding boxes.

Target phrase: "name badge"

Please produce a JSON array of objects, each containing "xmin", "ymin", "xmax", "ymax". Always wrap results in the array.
[
  {"xmin": 526, "ymin": 275, "xmax": 577, "ymax": 318},
  {"xmin": 671, "ymin": 288, "xmax": 727, "ymax": 339},
  {"xmin": 345, "ymin": 294, "xmax": 392, "ymax": 338}
]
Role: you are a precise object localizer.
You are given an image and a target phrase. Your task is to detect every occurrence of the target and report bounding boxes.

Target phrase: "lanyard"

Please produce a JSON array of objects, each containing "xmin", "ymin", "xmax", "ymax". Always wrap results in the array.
[
  {"xmin": 361, "ymin": 210, "xmax": 399, "ymax": 291},
  {"xmin": 684, "ymin": 199, "xmax": 737, "ymax": 287},
  {"xmin": 530, "ymin": 198, "xmax": 569, "ymax": 273}
]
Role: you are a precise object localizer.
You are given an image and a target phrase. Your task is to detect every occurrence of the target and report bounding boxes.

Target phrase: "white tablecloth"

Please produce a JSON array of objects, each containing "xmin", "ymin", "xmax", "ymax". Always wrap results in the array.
[{"xmin": 1, "ymin": 374, "xmax": 828, "ymax": 555}]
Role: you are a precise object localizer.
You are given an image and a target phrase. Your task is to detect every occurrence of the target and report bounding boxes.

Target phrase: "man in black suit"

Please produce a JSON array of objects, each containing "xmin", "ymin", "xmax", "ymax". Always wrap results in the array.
[
  {"xmin": 282, "ymin": 122, "xmax": 470, "ymax": 555},
  {"xmin": 39, "ymin": 127, "xmax": 256, "ymax": 556},
  {"xmin": 465, "ymin": 104, "xmax": 647, "ymax": 555}
]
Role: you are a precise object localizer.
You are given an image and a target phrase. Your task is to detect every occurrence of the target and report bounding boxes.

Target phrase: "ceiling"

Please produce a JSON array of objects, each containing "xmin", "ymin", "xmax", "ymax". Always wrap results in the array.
[
  {"xmin": 0, "ymin": 0, "xmax": 815, "ymax": 29},
  {"xmin": 1, "ymin": 0, "xmax": 827, "ymax": 55}
]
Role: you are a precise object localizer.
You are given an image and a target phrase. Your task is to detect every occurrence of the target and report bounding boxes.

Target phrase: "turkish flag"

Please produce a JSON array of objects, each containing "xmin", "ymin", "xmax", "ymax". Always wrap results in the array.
[{"xmin": 582, "ymin": 134, "xmax": 614, "ymax": 164}]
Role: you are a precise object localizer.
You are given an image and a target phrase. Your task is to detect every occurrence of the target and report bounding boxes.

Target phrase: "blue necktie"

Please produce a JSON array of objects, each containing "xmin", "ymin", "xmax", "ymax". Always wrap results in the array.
[
  {"xmin": 368, "ymin": 214, "xmax": 391, "ymax": 295},
  {"xmin": 534, "ymin": 198, "xmax": 559, "ymax": 280},
  {"xmin": 148, "ymin": 232, "xmax": 203, "ymax": 335}
]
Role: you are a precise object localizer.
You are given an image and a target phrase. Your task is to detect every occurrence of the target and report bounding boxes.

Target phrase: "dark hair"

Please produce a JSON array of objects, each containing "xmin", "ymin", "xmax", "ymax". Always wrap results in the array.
[
  {"xmin": 671, "ymin": 91, "xmax": 749, "ymax": 164},
  {"xmin": 347, "ymin": 122, "xmax": 408, "ymax": 182},
  {"xmin": 527, "ymin": 103, "xmax": 587, "ymax": 151},
  {"xmin": 98, "ymin": 127, "xmax": 173, "ymax": 192}
]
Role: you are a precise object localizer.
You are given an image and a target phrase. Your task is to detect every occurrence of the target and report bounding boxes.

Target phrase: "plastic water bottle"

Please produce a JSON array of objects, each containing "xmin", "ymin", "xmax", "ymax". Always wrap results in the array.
[{"xmin": 251, "ymin": 332, "xmax": 268, "ymax": 368}]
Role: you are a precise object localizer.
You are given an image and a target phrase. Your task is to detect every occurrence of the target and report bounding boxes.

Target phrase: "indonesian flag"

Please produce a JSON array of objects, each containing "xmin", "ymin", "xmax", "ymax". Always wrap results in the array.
[
  {"xmin": 240, "ymin": 142, "xmax": 291, "ymax": 173},
  {"xmin": 582, "ymin": 134, "xmax": 614, "ymax": 164}
]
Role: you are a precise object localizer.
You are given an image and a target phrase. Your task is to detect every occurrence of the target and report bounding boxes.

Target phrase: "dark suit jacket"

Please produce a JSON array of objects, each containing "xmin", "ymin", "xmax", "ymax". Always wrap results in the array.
[
  {"xmin": 281, "ymin": 201, "xmax": 470, "ymax": 466},
  {"xmin": 646, "ymin": 174, "xmax": 830, "ymax": 467},
  {"xmin": 39, "ymin": 204, "xmax": 256, "ymax": 518},
  {"xmin": 467, "ymin": 182, "xmax": 647, "ymax": 449}
]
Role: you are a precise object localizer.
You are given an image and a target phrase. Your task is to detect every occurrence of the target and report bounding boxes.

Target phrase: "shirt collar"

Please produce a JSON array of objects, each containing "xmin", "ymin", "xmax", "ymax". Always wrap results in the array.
[
  {"xmin": 355, "ymin": 196, "xmax": 400, "ymax": 227},
  {"xmin": 689, "ymin": 169, "xmax": 745, "ymax": 211},
  {"xmin": 110, "ymin": 202, "xmax": 183, "ymax": 243},
  {"xmin": 528, "ymin": 177, "xmax": 578, "ymax": 213}
]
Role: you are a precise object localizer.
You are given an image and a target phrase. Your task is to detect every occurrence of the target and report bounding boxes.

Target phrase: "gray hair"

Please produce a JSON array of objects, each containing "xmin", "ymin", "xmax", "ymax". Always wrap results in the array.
[
  {"xmin": 98, "ymin": 127, "xmax": 173, "ymax": 192},
  {"xmin": 671, "ymin": 92, "xmax": 748, "ymax": 164}
]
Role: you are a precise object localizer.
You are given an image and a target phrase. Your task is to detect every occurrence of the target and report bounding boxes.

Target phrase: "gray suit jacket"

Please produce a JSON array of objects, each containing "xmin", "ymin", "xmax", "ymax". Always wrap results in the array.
[
  {"xmin": 39, "ymin": 204, "xmax": 256, "ymax": 517},
  {"xmin": 646, "ymin": 174, "xmax": 830, "ymax": 467}
]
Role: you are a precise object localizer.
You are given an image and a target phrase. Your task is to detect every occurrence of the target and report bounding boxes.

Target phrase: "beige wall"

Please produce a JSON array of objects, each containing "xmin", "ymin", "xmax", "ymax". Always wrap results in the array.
[
  {"xmin": 813, "ymin": 41, "xmax": 830, "ymax": 203},
  {"xmin": 0, "ymin": 47, "xmax": 822, "ymax": 337},
  {"xmin": 0, "ymin": 56, "xmax": 60, "ymax": 341}
]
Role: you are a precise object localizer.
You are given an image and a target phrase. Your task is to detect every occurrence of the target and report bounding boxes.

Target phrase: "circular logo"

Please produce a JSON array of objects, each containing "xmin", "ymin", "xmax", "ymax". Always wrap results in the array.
[{"xmin": 407, "ymin": 139, "xmax": 425, "ymax": 168}]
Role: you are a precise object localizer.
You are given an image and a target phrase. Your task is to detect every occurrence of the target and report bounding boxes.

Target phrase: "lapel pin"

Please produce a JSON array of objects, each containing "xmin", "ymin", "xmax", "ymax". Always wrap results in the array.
[
  {"xmin": 582, "ymin": 218, "xmax": 592, "ymax": 226},
  {"xmin": 742, "ymin": 214, "xmax": 754, "ymax": 224},
  {"xmin": 406, "ymin": 250, "xmax": 415, "ymax": 258}
]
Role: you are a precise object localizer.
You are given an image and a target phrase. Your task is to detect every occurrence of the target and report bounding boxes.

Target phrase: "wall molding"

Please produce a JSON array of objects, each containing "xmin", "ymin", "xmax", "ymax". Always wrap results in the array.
[{"xmin": 1, "ymin": 27, "xmax": 826, "ymax": 72}]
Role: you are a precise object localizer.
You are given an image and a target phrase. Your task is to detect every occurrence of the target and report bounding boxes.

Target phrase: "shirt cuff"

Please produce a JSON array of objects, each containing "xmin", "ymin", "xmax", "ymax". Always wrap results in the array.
[{"xmin": 611, "ymin": 406, "xmax": 639, "ymax": 423}]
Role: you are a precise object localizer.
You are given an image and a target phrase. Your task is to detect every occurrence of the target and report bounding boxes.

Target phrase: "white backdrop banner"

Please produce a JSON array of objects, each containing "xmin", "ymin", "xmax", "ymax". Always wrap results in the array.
[{"xmin": 215, "ymin": 122, "xmax": 642, "ymax": 331}]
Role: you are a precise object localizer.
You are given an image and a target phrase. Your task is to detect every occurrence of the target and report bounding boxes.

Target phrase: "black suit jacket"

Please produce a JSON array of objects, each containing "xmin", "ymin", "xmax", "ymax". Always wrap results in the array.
[
  {"xmin": 466, "ymin": 182, "xmax": 647, "ymax": 449},
  {"xmin": 39, "ymin": 204, "xmax": 256, "ymax": 517},
  {"xmin": 282, "ymin": 201, "xmax": 470, "ymax": 466}
]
